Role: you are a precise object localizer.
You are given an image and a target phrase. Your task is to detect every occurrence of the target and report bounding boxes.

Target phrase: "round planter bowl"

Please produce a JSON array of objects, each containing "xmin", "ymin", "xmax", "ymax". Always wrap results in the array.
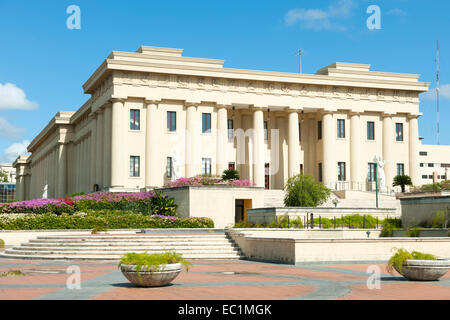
[
  {"xmin": 120, "ymin": 263, "xmax": 182, "ymax": 287},
  {"xmin": 395, "ymin": 259, "xmax": 450, "ymax": 281}
]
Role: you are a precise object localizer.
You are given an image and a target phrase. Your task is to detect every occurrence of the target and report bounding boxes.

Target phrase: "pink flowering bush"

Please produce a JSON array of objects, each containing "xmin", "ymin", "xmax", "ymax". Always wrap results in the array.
[
  {"xmin": 164, "ymin": 176, "xmax": 256, "ymax": 188},
  {"xmin": 0, "ymin": 198, "xmax": 74, "ymax": 215}
]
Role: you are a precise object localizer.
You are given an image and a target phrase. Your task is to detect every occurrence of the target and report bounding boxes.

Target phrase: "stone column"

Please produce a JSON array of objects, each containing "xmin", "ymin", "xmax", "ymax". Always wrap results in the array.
[
  {"xmin": 185, "ymin": 103, "xmax": 200, "ymax": 177},
  {"xmin": 252, "ymin": 108, "xmax": 265, "ymax": 187},
  {"xmin": 110, "ymin": 98, "xmax": 124, "ymax": 188},
  {"xmin": 216, "ymin": 105, "xmax": 228, "ymax": 176},
  {"xmin": 145, "ymin": 100, "xmax": 159, "ymax": 188},
  {"xmin": 57, "ymin": 143, "xmax": 67, "ymax": 197},
  {"xmin": 90, "ymin": 113, "xmax": 97, "ymax": 189},
  {"xmin": 383, "ymin": 114, "xmax": 394, "ymax": 191},
  {"xmin": 307, "ymin": 118, "xmax": 316, "ymax": 178},
  {"xmin": 103, "ymin": 106, "xmax": 112, "ymax": 188},
  {"xmin": 288, "ymin": 109, "xmax": 300, "ymax": 178},
  {"xmin": 409, "ymin": 115, "xmax": 420, "ymax": 186},
  {"xmin": 322, "ymin": 112, "xmax": 335, "ymax": 189},
  {"xmin": 276, "ymin": 114, "xmax": 287, "ymax": 188},
  {"xmin": 350, "ymin": 112, "xmax": 361, "ymax": 190},
  {"xmin": 95, "ymin": 110, "xmax": 104, "ymax": 188}
]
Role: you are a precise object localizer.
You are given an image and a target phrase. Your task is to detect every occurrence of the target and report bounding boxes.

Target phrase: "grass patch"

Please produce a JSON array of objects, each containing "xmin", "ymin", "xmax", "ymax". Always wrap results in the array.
[{"xmin": 0, "ymin": 270, "xmax": 25, "ymax": 277}]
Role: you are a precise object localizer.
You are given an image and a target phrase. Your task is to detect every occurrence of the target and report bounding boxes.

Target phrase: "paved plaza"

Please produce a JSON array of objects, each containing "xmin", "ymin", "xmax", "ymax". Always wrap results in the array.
[{"xmin": 0, "ymin": 246, "xmax": 449, "ymax": 300}]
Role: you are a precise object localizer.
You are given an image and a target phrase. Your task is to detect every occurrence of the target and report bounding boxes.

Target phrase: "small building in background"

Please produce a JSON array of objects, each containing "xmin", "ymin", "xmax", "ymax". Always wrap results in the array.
[
  {"xmin": 418, "ymin": 144, "xmax": 450, "ymax": 185},
  {"xmin": 0, "ymin": 163, "xmax": 16, "ymax": 202}
]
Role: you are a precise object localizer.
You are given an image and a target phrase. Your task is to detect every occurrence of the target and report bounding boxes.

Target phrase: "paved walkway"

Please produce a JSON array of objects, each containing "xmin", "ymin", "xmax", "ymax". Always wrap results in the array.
[{"xmin": 0, "ymin": 254, "xmax": 449, "ymax": 300}]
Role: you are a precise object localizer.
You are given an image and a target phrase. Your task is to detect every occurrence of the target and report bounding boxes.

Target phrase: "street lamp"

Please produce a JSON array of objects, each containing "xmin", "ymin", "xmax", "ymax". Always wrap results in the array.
[{"xmin": 373, "ymin": 156, "xmax": 379, "ymax": 209}]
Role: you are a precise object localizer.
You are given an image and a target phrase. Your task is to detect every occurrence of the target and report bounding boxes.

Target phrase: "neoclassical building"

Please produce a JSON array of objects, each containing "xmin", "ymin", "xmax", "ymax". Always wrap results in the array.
[{"xmin": 14, "ymin": 46, "xmax": 430, "ymax": 200}]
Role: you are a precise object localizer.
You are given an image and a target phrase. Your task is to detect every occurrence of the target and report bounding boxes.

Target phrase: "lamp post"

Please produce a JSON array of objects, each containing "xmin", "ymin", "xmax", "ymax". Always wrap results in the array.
[{"xmin": 373, "ymin": 156, "xmax": 379, "ymax": 209}]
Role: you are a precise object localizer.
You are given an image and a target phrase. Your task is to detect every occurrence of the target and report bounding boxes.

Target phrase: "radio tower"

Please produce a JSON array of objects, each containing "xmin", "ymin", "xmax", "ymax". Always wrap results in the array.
[{"xmin": 436, "ymin": 40, "xmax": 440, "ymax": 145}]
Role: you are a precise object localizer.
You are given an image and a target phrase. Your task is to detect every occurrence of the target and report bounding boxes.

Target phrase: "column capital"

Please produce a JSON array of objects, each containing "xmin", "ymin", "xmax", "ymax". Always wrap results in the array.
[
  {"xmin": 381, "ymin": 112, "xmax": 396, "ymax": 118},
  {"xmin": 349, "ymin": 110, "xmax": 361, "ymax": 117},
  {"xmin": 144, "ymin": 97, "xmax": 161, "ymax": 105},
  {"xmin": 407, "ymin": 113, "xmax": 422, "ymax": 119},
  {"xmin": 216, "ymin": 103, "xmax": 231, "ymax": 109},
  {"xmin": 251, "ymin": 105, "xmax": 267, "ymax": 111},
  {"xmin": 284, "ymin": 107, "xmax": 303, "ymax": 113},
  {"xmin": 110, "ymin": 96, "xmax": 126, "ymax": 104},
  {"xmin": 185, "ymin": 100, "xmax": 201, "ymax": 107}
]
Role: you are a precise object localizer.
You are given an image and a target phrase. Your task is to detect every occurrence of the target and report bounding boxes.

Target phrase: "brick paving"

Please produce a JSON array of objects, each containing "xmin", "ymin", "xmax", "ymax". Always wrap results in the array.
[{"xmin": 0, "ymin": 258, "xmax": 448, "ymax": 300}]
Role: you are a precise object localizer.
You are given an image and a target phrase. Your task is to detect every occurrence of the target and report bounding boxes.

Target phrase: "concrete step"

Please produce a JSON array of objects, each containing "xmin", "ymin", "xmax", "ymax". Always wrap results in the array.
[
  {"xmin": 29, "ymin": 239, "xmax": 231, "ymax": 244},
  {"xmin": 35, "ymin": 235, "xmax": 229, "ymax": 240},
  {"xmin": 14, "ymin": 246, "xmax": 240, "ymax": 252},
  {"xmin": 5, "ymin": 248, "xmax": 240, "ymax": 255},
  {"xmin": 23, "ymin": 243, "xmax": 238, "ymax": 248}
]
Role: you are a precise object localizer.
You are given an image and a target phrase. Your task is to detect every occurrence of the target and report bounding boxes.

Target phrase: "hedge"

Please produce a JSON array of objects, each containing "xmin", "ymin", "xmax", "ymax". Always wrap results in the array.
[{"xmin": 0, "ymin": 210, "xmax": 214, "ymax": 230}]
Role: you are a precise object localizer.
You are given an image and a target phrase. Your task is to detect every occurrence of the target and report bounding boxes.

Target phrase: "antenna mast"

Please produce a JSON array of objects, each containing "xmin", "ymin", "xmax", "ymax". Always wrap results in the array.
[
  {"xmin": 437, "ymin": 40, "xmax": 440, "ymax": 145},
  {"xmin": 295, "ymin": 49, "xmax": 303, "ymax": 73}
]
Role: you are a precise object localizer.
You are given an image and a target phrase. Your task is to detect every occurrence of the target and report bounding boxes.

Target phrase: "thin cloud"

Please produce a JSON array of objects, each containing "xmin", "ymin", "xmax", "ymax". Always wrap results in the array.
[
  {"xmin": 284, "ymin": 0, "xmax": 356, "ymax": 31},
  {"xmin": 421, "ymin": 84, "xmax": 450, "ymax": 101},
  {"xmin": 0, "ymin": 117, "xmax": 26, "ymax": 141},
  {"xmin": 0, "ymin": 83, "xmax": 38, "ymax": 110},
  {"xmin": 3, "ymin": 140, "xmax": 30, "ymax": 163},
  {"xmin": 387, "ymin": 8, "xmax": 407, "ymax": 16}
]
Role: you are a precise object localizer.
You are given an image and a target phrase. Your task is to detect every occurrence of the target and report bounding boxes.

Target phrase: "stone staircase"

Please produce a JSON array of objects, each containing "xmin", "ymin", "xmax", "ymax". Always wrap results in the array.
[{"xmin": 0, "ymin": 232, "xmax": 244, "ymax": 260}]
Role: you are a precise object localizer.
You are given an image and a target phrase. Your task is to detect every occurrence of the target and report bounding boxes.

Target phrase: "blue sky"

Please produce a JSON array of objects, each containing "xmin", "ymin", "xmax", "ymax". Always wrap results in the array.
[{"xmin": 0, "ymin": 0, "xmax": 449, "ymax": 163}]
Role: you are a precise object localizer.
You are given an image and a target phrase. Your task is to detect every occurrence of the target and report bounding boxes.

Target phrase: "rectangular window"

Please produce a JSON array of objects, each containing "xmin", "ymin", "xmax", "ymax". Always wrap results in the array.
[
  {"xmin": 318, "ymin": 121, "xmax": 322, "ymax": 140},
  {"xmin": 367, "ymin": 121, "xmax": 375, "ymax": 140},
  {"xmin": 338, "ymin": 162, "xmax": 346, "ymax": 181},
  {"xmin": 337, "ymin": 119, "xmax": 345, "ymax": 138},
  {"xmin": 130, "ymin": 156, "xmax": 140, "ymax": 177},
  {"xmin": 167, "ymin": 111, "xmax": 176, "ymax": 132},
  {"xmin": 228, "ymin": 162, "xmax": 235, "ymax": 170},
  {"xmin": 130, "ymin": 109, "xmax": 140, "ymax": 130},
  {"xmin": 396, "ymin": 123, "xmax": 404, "ymax": 141},
  {"xmin": 227, "ymin": 119, "xmax": 234, "ymax": 139},
  {"xmin": 318, "ymin": 163, "xmax": 323, "ymax": 182},
  {"xmin": 397, "ymin": 163, "xmax": 405, "ymax": 176},
  {"xmin": 428, "ymin": 163, "xmax": 434, "ymax": 168},
  {"xmin": 368, "ymin": 163, "xmax": 376, "ymax": 182},
  {"xmin": 202, "ymin": 158, "xmax": 212, "ymax": 175},
  {"xmin": 264, "ymin": 121, "xmax": 268, "ymax": 141},
  {"xmin": 419, "ymin": 151, "xmax": 428, "ymax": 156},
  {"xmin": 422, "ymin": 175, "xmax": 428, "ymax": 179},
  {"xmin": 202, "ymin": 113, "xmax": 211, "ymax": 133},
  {"xmin": 166, "ymin": 157, "xmax": 173, "ymax": 178},
  {"xmin": 420, "ymin": 163, "xmax": 424, "ymax": 167}
]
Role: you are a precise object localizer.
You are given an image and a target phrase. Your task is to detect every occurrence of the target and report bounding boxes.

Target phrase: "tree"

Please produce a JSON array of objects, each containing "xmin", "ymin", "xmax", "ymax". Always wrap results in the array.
[
  {"xmin": 222, "ymin": 169, "xmax": 240, "ymax": 181},
  {"xmin": 393, "ymin": 175, "xmax": 412, "ymax": 193},
  {"xmin": 0, "ymin": 170, "xmax": 8, "ymax": 183},
  {"xmin": 283, "ymin": 174, "xmax": 331, "ymax": 207}
]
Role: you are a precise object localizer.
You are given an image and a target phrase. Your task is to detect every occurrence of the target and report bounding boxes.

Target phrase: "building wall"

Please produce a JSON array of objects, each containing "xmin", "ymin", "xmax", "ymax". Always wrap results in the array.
[
  {"xmin": 418, "ymin": 144, "xmax": 450, "ymax": 184},
  {"xmin": 14, "ymin": 46, "xmax": 432, "ymax": 200}
]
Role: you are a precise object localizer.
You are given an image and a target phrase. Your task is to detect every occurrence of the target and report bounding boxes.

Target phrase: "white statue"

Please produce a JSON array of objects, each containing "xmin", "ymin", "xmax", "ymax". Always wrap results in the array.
[
  {"xmin": 374, "ymin": 156, "xmax": 386, "ymax": 190},
  {"xmin": 42, "ymin": 183, "xmax": 48, "ymax": 199},
  {"xmin": 172, "ymin": 149, "xmax": 181, "ymax": 181}
]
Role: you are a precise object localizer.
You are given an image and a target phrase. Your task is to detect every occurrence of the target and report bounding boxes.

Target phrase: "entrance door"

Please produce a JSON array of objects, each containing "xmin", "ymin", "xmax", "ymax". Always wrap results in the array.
[{"xmin": 235, "ymin": 200, "xmax": 244, "ymax": 223}]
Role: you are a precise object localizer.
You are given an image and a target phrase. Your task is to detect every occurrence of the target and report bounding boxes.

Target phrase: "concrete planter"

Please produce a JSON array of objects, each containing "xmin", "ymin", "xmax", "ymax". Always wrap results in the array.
[
  {"xmin": 395, "ymin": 259, "xmax": 450, "ymax": 281},
  {"xmin": 120, "ymin": 263, "xmax": 182, "ymax": 287}
]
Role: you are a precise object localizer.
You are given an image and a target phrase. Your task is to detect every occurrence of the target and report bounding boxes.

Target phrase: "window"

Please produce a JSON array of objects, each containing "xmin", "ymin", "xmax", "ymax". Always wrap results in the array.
[
  {"xmin": 130, "ymin": 156, "xmax": 140, "ymax": 177},
  {"xmin": 368, "ymin": 163, "xmax": 376, "ymax": 182},
  {"xmin": 420, "ymin": 163, "xmax": 424, "ymax": 167},
  {"xmin": 397, "ymin": 163, "xmax": 405, "ymax": 176},
  {"xmin": 202, "ymin": 158, "xmax": 212, "ymax": 175},
  {"xmin": 318, "ymin": 121, "xmax": 322, "ymax": 140},
  {"xmin": 396, "ymin": 123, "xmax": 404, "ymax": 141},
  {"xmin": 227, "ymin": 120, "xmax": 234, "ymax": 139},
  {"xmin": 167, "ymin": 111, "xmax": 176, "ymax": 132},
  {"xmin": 428, "ymin": 175, "xmax": 433, "ymax": 179},
  {"xmin": 318, "ymin": 163, "xmax": 323, "ymax": 182},
  {"xmin": 422, "ymin": 175, "xmax": 427, "ymax": 179},
  {"xmin": 228, "ymin": 162, "xmax": 235, "ymax": 170},
  {"xmin": 367, "ymin": 121, "xmax": 375, "ymax": 140},
  {"xmin": 428, "ymin": 163, "xmax": 434, "ymax": 168},
  {"xmin": 202, "ymin": 113, "xmax": 211, "ymax": 133},
  {"xmin": 419, "ymin": 151, "xmax": 428, "ymax": 156},
  {"xmin": 130, "ymin": 109, "xmax": 140, "ymax": 130},
  {"xmin": 166, "ymin": 157, "xmax": 173, "ymax": 178},
  {"xmin": 298, "ymin": 123, "xmax": 301, "ymax": 141},
  {"xmin": 264, "ymin": 121, "xmax": 268, "ymax": 141},
  {"xmin": 300, "ymin": 164, "xmax": 304, "ymax": 175},
  {"xmin": 338, "ymin": 162, "xmax": 346, "ymax": 181},
  {"xmin": 337, "ymin": 119, "xmax": 345, "ymax": 138}
]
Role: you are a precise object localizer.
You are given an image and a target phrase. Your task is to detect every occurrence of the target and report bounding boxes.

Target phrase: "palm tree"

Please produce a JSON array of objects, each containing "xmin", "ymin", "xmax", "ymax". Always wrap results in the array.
[{"xmin": 393, "ymin": 175, "xmax": 412, "ymax": 193}]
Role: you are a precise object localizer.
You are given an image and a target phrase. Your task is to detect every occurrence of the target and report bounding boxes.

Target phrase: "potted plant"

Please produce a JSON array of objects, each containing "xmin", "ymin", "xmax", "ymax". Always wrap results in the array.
[
  {"xmin": 387, "ymin": 248, "xmax": 450, "ymax": 281},
  {"xmin": 119, "ymin": 251, "xmax": 191, "ymax": 287}
]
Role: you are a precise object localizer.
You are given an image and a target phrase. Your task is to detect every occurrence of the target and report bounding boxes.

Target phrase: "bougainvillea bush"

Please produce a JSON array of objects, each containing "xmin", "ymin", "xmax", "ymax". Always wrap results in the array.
[
  {"xmin": 0, "ymin": 191, "xmax": 177, "ymax": 216},
  {"xmin": 0, "ymin": 210, "xmax": 214, "ymax": 230},
  {"xmin": 164, "ymin": 176, "xmax": 256, "ymax": 188}
]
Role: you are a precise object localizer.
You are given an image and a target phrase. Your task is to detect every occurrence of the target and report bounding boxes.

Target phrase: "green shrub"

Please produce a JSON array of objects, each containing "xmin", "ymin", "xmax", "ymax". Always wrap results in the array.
[
  {"xmin": 222, "ymin": 169, "xmax": 240, "ymax": 181},
  {"xmin": 420, "ymin": 183, "xmax": 441, "ymax": 192},
  {"xmin": 439, "ymin": 180, "xmax": 450, "ymax": 190},
  {"xmin": 431, "ymin": 209, "xmax": 449, "ymax": 228},
  {"xmin": 0, "ymin": 239, "xmax": 4, "ymax": 248},
  {"xmin": 0, "ymin": 210, "xmax": 214, "ymax": 230},
  {"xmin": 69, "ymin": 192, "xmax": 87, "ymax": 197},
  {"xmin": 387, "ymin": 248, "xmax": 436, "ymax": 275},
  {"xmin": 284, "ymin": 174, "xmax": 331, "ymax": 207},
  {"xmin": 119, "ymin": 251, "xmax": 191, "ymax": 283},
  {"xmin": 148, "ymin": 192, "xmax": 177, "ymax": 216},
  {"xmin": 407, "ymin": 227, "xmax": 420, "ymax": 237}
]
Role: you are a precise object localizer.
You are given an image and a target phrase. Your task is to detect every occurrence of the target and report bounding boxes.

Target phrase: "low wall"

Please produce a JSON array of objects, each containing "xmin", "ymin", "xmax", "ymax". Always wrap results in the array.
[
  {"xmin": 247, "ymin": 207, "xmax": 398, "ymax": 225},
  {"xmin": 228, "ymin": 229, "xmax": 450, "ymax": 263},
  {"xmin": 158, "ymin": 186, "xmax": 264, "ymax": 228},
  {"xmin": 399, "ymin": 195, "xmax": 450, "ymax": 227},
  {"xmin": 392, "ymin": 229, "xmax": 449, "ymax": 237}
]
